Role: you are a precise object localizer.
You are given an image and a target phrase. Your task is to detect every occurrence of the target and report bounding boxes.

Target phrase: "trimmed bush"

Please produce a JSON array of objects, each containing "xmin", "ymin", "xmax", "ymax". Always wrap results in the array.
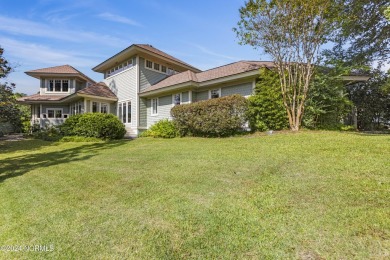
[
  {"xmin": 141, "ymin": 119, "xmax": 178, "ymax": 138},
  {"xmin": 171, "ymin": 94, "xmax": 249, "ymax": 137},
  {"xmin": 60, "ymin": 113, "xmax": 126, "ymax": 140}
]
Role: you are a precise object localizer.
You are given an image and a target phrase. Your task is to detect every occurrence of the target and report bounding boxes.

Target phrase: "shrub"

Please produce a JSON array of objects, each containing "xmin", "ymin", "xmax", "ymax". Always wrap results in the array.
[
  {"xmin": 141, "ymin": 119, "xmax": 178, "ymax": 138},
  {"xmin": 60, "ymin": 113, "xmax": 126, "ymax": 140},
  {"xmin": 33, "ymin": 125, "xmax": 62, "ymax": 141},
  {"xmin": 171, "ymin": 94, "xmax": 249, "ymax": 137},
  {"xmin": 247, "ymin": 68, "xmax": 288, "ymax": 132}
]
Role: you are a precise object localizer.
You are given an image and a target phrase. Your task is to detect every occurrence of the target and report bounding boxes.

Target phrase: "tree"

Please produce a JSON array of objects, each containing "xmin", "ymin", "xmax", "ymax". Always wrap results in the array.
[
  {"xmin": 234, "ymin": 0, "xmax": 337, "ymax": 131},
  {"xmin": 303, "ymin": 62, "xmax": 353, "ymax": 129},
  {"xmin": 348, "ymin": 70, "xmax": 390, "ymax": 130},
  {"xmin": 0, "ymin": 47, "xmax": 28, "ymax": 133},
  {"xmin": 247, "ymin": 68, "xmax": 288, "ymax": 131},
  {"xmin": 329, "ymin": 0, "xmax": 390, "ymax": 66}
]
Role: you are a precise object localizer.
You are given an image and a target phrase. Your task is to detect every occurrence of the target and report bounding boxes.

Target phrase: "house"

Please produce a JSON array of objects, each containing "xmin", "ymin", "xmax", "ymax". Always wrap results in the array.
[{"xmin": 19, "ymin": 44, "xmax": 273, "ymax": 136}]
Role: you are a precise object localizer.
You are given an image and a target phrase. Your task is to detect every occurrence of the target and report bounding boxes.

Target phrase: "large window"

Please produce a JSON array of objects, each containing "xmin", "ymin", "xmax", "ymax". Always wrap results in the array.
[
  {"xmin": 151, "ymin": 98, "xmax": 158, "ymax": 115},
  {"xmin": 47, "ymin": 109, "xmax": 62, "ymax": 118},
  {"xmin": 47, "ymin": 79, "xmax": 70, "ymax": 93},
  {"xmin": 118, "ymin": 101, "xmax": 131, "ymax": 123},
  {"xmin": 92, "ymin": 102, "xmax": 98, "ymax": 113}
]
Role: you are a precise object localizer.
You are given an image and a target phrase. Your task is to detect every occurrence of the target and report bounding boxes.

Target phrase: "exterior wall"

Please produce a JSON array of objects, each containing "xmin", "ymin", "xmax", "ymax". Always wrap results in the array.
[
  {"xmin": 104, "ymin": 66, "xmax": 137, "ymax": 129},
  {"xmin": 182, "ymin": 91, "xmax": 189, "ymax": 103},
  {"xmin": 139, "ymin": 98, "xmax": 148, "ymax": 128},
  {"xmin": 40, "ymin": 104, "xmax": 70, "ymax": 127},
  {"xmin": 221, "ymin": 82, "xmax": 253, "ymax": 97},
  {"xmin": 147, "ymin": 95, "xmax": 172, "ymax": 128},
  {"xmin": 139, "ymin": 58, "xmax": 168, "ymax": 92},
  {"xmin": 195, "ymin": 90, "xmax": 208, "ymax": 101}
]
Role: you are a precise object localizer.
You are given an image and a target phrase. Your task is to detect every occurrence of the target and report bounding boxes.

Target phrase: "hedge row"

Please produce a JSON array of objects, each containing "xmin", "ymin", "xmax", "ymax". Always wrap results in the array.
[
  {"xmin": 171, "ymin": 94, "xmax": 249, "ymax": 137},
  {"xmin": 60, "ymin": 113, "xmax": 126, "ymax": 140}
]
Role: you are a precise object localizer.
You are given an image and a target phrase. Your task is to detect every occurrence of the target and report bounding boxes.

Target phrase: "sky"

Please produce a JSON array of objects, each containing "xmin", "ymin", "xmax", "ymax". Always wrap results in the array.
[{"xmin": 0, "ymin": 0, "xmax": 269, "ymax": 95}]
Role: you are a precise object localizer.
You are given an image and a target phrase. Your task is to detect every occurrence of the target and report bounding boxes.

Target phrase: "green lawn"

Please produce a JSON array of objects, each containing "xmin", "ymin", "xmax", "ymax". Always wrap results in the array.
[{"xmin": 0, "ymin": 131, "xmax": 389, "ymax": 259}]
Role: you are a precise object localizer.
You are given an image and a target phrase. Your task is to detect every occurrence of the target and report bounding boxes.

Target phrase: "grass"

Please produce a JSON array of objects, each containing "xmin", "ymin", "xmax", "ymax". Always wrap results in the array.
[{"xmin": 0, "ymin": 131, "xmax": 389, "ymax": 259}]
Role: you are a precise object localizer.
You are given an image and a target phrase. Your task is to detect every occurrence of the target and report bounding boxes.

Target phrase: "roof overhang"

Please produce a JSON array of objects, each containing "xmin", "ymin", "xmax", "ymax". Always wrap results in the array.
[
  {"xmin": 25, "ymin": 72, "xmax": 94, "ymax": 83},
  {"xmin": 139, "ymin": 70, "xmax": 260, "ymax": 98},
  {"xmin": 92, "ymin": 45, "xmax": 201, "ymax": 73}
]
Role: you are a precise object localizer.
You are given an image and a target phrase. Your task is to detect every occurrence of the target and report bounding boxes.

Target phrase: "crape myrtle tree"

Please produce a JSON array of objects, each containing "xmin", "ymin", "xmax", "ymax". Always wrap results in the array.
[{"xmin": 234, "ymin": 0, "xmax": 338, "ymax": 131}]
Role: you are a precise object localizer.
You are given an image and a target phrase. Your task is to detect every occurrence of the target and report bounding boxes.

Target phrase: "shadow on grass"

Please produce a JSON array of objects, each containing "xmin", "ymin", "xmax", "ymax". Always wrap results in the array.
[{"xmin": 0, "ymin": 140, "xmax": 128, "ymax": 183}]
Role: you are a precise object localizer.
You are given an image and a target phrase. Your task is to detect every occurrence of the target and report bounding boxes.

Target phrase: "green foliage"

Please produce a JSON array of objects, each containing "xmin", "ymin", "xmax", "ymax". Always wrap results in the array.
[
  {"xmin": 33, "ymin": 125, "xmax": 62, "ymax": 141},
  {"xmin": 171, "ymin": 94, "xmax": 249, "ymax": 137},
  {"xmin": 247, "ymin": 68, "xmax": 288, "ymax": 131},
  {"xmin": 60, "ymin": 113, "xmax": 126, "ymax": 140},
  {"xmin": 328, "ymin": 0, "xmax": 390, "ymax": 65},
  {"xmin": 304, "ymin": 64, "xmax": 353, "ymax": 129},
  {"xmin": 348, "ymin": 70, "xmax": 390, "ymax": 130},
  {"xmin": 141, "ymin": 119, "xmax": 178, "ymax": 138}
]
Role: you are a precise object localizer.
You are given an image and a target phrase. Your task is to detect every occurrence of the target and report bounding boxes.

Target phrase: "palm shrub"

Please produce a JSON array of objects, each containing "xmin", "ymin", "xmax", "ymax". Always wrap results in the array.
[{"xmin": 171, "ymin": 94, "xmax": 249, "ymax": 137}]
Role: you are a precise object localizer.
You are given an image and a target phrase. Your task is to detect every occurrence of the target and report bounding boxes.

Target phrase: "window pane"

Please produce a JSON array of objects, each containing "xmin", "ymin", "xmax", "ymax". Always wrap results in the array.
[
  {"xmin": 152, "ymin": 99, "xmax": 158, "ymax": 114},
  {"xmin": 48, "ymin": 80, "xmax": 54, "ymax": 91},
  {"xmin": 211, "ymin": 89, "xmax": 220, "ymax": 99},
  {"xmin": 174, "ymin": 94, "xmax": 180, "ymax": 106},
  {"xmin": 154, "ymin": 63, "xmax": 160, "ymax": 71},
  {"xmin": 55, "ymin": 80, "xmax": 61, "ymax": 92},
  {"xmin": 92, "ymin": 102, "xmax": 98, "ymax": 113},
  {"xmin": 127, "ymin": 102, "xmax": 131, "ymax": 123},
  {"xmin": 55, "ymin": 110, "xmax": 62, "ymax": 118},
  {"xmin": 48, "ymin": 110, "xmax": 54, "ymax": 118},
  {"xmin": 146, "ymin": 60, "xmax": 153, "ymax": 68},
  {"xmin": 161, "ymin": 66, "xmax": 167, "ymax": 73},
  {"xmin": 101, "ymin": 103, "xmax": 108, "ymax": 113},
  {"xmin": 62, "ymin": 80, "xmax": 69, "ymax": 92}
]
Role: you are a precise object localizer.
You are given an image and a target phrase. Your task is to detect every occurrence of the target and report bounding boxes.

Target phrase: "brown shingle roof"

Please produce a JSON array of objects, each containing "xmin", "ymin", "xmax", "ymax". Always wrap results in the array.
[
  {"xmin": 142, "ymin": 61, "xmax": 274, "ymax": 93},
  {"xmin": 17, "ymin": 93, "xmax": 68, "ymax": 102},
  {"xmin": 25, "ymin": 65, "xmax": 96, "ymax": 83},
  {"xmin": 77, "ymin": 82, "xmax": 117, "ymax": 99}
]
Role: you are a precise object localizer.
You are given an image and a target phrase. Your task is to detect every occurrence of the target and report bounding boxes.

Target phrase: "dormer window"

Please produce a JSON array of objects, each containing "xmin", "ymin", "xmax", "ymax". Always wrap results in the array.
[{"xmin": 47, "ymin": 79, "xmax": 70, "ymax": 93}]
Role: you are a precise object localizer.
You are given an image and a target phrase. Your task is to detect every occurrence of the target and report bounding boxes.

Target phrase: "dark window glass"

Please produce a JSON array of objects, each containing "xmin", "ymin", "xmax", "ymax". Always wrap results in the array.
[
  {"xmin": 127, "ymin": 102, "xmax": 131, "ymax": 123},
  {"xmin": 62, "ymin": 80, "xmax": 69, "ymax": 92},
  {"xmin": 55, "ymin": 80, "xmax": 61, "ymax": 92}
]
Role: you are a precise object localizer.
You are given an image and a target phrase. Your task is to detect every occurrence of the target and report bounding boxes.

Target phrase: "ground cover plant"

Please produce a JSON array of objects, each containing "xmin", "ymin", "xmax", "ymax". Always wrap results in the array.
[{"xmin": 0, "ymin": 131, "xmax": 389, "ymax": 259}]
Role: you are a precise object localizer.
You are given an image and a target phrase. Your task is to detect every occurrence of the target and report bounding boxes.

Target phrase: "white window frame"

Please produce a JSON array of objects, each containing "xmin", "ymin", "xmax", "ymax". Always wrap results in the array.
[
  {"xmin": 105, "ymin": 58, "xmax": 134, "ymax": 78},
  {"xmin": 172, "ymin": 93, "xmax": 182, "ymax": 107},
  {"xmin": 118, "ymin": 100, "xmax": 131, "ymax": 124},
  {"xmin": 46, "ymin": 79, "xmax": 71, "ymax": 94},
  {"xmin": 46, "ymin": 108, "xmax": 63, "ymax": 119},
  {"xmin": 209, "ymin": 88, "xmax": 221, "ymax": 99},
  {"xmin": 100, "ymin": 103, "xmax": 109, "ymax": 114},
  {"xmin": 151, "ymin": 98, "xmax": 158, "ymax": 116},
  {"xmin": 144, "ymin": 59, "xmax": 173, "ymax": 75}
]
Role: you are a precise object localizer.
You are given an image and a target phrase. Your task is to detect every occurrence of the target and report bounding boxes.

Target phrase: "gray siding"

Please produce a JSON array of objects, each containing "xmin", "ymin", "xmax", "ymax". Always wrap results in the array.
[
  {"xmin": 221, "ymin": 82, "xmax": 253, "ymax": 97},
  {"xmin": 86, "ymin": 100, "xmax": 91, "ymax": 113},
  {"xmin": 139, "ymin": 58, "xmax": 168, "ymax": 92},
  {"xmin": 139, "ymin": 98, "xmax": 147, "ymax": 128},
  {"xmin": 147, "ymin": 95, "xmax": 172, "ymax": 127},
  {"xmin": 195, "ymin": 90, "xmax": 208, "ymax": 101},
  {"xmin": 182, "ymin": 91, "xmax": 189, "ymax": 103},
  {"xmin": 104, "ymin": 66, "xmax": 137, "ymax": 128}
]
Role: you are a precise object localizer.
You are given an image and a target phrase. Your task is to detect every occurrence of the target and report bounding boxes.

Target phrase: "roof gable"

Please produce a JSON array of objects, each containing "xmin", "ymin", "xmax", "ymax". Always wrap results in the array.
[{"xmin": 25, "ymin": 65, "xmax": 96, "ymax": 83}]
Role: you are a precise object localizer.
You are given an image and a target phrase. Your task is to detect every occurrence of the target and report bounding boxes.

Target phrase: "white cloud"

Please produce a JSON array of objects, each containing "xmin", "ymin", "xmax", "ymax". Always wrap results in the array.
[
  {"xmin": 0, "ymin": 15, "xmax": 128, "ymax": 47},
  {"xmin": 188, "ymin": 43, "xmax": 239, "ymax": 61},
  {"xmin": 98, "ymin": 12, "xmax": 142, "ymax": 27}
]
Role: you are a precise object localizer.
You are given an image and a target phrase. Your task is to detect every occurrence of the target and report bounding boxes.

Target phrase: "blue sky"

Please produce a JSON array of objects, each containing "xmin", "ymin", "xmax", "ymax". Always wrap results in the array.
[{"xmin": 1, "ymin": 0, "xmax": 268, "ymax": 95}]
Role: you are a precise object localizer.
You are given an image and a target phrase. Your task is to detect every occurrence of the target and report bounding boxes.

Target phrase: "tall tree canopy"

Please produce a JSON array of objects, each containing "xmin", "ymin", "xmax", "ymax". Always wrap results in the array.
[
  {"xmin": 234, "ymin": 0, "xmax": 338, "ymax": 131},
  {"xmin": 329, "ymin": 0, "xmax": 390, "ymax": 65}
]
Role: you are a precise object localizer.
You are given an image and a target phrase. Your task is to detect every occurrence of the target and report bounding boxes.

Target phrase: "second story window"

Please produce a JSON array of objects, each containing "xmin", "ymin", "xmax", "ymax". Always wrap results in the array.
[
  {"xmin": 146, "ymin": 60, "xmax": 153, "ymax": 69},
  {"xmin": 47, "ymin": 79, "xmax": 70, "ymax": 93}
]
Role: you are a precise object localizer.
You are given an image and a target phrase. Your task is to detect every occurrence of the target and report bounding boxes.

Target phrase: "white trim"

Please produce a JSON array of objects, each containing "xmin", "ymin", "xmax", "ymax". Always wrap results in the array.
[
  {"xmin": 84, "ymin": 99, "xmax": 87, "ymax": 113},
  {"xmin": 151, "ymin": 98, "xmax": 158, "ymax": 116},
  {"xmin": 46, "ymin": 108, "xmax": 64, "ymax": 119},
  {"xmin": 252, "ymin": 80, "xmax": 256, "ymax": 93},
  {"xmin": 118, "ymin": 99, "xmax": 132, "ymax": 124},
  {"xmin": 144, "ymin": 59, "xmax": 173, "ymax": 75},
  {"xmin": 104, "ymin": 65, "xmax": 135, "ymax": 80},
  {"xmin": 209, "ymin": 88, "xmax": 221, "ymax": 99},
  {"xmin": 135, "ymin": 55, "xmax": 140, "ymax": 128},
  {"xmin": 189, "ymin": 90, "xmax": 193, "ymax": 103}
]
